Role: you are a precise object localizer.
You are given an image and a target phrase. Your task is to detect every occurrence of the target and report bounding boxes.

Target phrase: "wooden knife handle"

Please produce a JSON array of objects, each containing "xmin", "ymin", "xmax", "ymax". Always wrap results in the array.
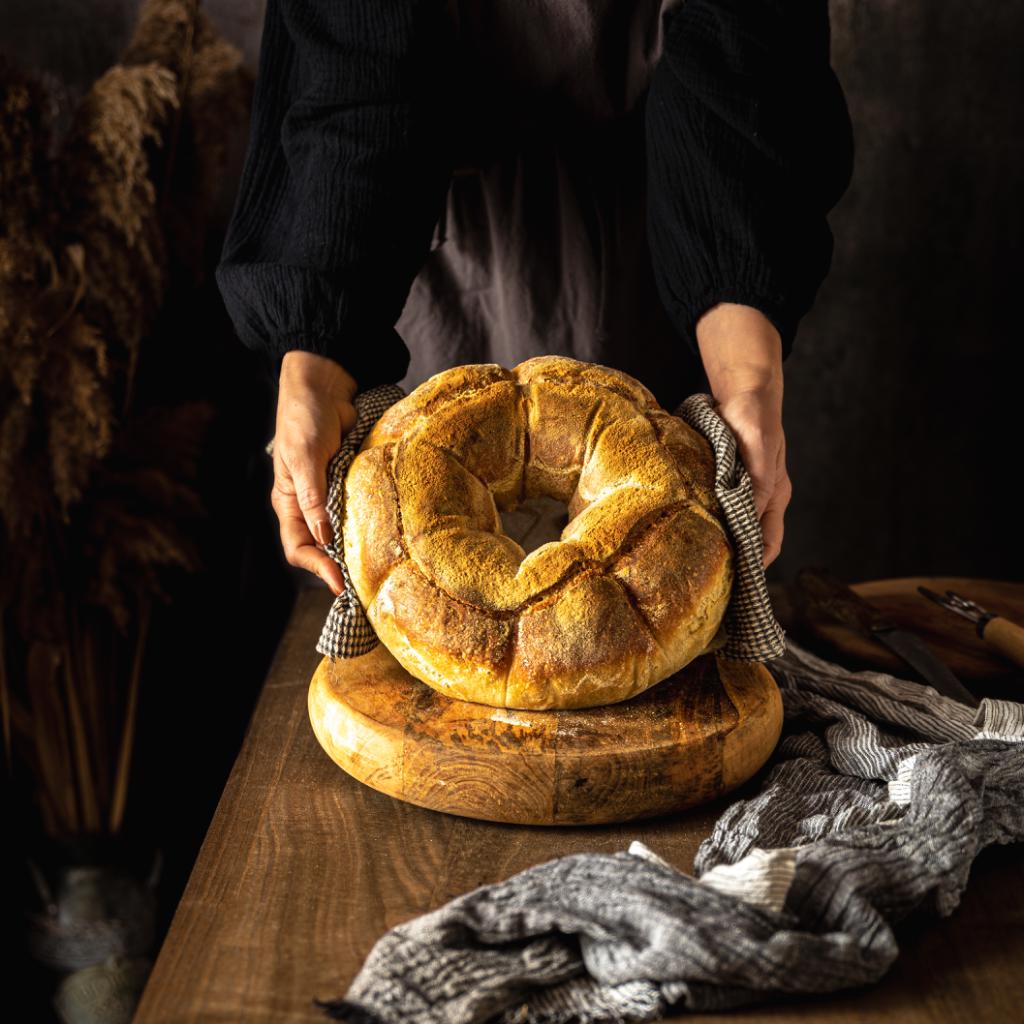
[{"xmin": 981, "ymin": 616, "xmax": 1024, "ymax": 671}]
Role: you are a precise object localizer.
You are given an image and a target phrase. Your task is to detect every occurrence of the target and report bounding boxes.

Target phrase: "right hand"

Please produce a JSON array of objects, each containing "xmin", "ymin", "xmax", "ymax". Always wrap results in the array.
[{"xmin": 270, "ymin": 351, "xmax": 358, "ymax": 596}]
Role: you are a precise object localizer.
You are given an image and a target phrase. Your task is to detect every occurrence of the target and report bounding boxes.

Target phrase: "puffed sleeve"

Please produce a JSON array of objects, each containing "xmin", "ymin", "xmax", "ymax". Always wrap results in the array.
[
  {"xmin": 214, "ymin": 0, "xmax": 454, "ymax": 389},
  {"xmin": 645, "ymin": 0, "xmax": 855, "ymax": 359}
]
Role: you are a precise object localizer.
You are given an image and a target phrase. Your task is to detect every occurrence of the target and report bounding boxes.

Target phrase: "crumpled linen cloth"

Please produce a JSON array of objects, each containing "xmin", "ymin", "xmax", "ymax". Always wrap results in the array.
[
  {"xmin": 316, "ymin": 640, "xmax": 1024, "ymax": 1023},
  {"xmin": 266, "ymin": 384, "xmax": 786, "ymax": 663}
]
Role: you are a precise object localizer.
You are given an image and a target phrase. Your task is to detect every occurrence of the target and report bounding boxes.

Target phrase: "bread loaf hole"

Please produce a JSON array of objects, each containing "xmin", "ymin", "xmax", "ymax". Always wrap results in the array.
[{"xmin": 499, "ymin": 495, "xmax": 570, "ymax": 554}]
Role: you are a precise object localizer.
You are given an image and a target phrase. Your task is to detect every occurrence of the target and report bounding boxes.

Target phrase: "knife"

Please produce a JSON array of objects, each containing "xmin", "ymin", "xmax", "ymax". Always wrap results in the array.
[
  {"xmin": 795, "ymin": 567, "xmax": 980, "ymax": 708},
  {"xmin": 918, "ymin": 586, "xmax": 1024, "ymax": 671}
]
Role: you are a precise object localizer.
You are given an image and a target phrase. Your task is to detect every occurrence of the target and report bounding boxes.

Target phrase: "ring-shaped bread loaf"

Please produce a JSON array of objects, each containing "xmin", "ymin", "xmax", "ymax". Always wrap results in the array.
[{"xmin": 342, "ymin": 356, "xmax": 733, "ymax": 710}]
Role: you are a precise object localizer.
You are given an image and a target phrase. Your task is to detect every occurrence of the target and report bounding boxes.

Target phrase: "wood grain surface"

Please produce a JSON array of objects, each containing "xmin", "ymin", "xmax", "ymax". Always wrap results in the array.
[
  {"xmin": 308, "ymin": 646, "xmax": 782, "ymax": 825},
  {"xmin": 133, "ymin": 587, "xmax": 1024, "ymax": 1024},
  {"xmin": 784, "ymin": 577, "xmax": 1024, "ymax": 697}
]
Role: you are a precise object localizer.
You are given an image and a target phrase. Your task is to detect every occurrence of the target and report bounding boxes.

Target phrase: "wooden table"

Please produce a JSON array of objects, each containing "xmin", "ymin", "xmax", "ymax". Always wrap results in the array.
[{"xmin": 134, "ymin": 587, "xmax": 1024, "ymax": 1024}]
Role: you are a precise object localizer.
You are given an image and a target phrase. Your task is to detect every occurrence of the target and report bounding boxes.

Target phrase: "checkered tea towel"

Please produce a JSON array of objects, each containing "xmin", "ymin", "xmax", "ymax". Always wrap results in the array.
[
  {"xmin": 265, "ymin": 387, "xmax": 786, "ymax": 662},
  {"xmin": 676, "ymin": 394, "xmax": 787, "ymax": 661}
]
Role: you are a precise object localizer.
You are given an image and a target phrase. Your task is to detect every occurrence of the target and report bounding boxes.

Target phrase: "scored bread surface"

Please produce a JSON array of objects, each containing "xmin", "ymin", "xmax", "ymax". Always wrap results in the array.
[{"xmin": 343, "ymin": 355, "xmax": 732, "ymax": 710}]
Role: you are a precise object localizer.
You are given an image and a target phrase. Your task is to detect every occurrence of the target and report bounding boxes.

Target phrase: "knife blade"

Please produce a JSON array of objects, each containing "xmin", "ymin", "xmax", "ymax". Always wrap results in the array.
[
  {"xmin": 795, "ymin": 567, "xmax": 980, "ymax": 708},
  {"xmin": 869, "ymin": 626, "xmax": 980, "ymax": 707}
]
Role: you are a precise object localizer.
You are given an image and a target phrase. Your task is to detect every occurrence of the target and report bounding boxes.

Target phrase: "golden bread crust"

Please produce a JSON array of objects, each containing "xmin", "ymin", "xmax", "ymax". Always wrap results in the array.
[{"xmin": 343, "ymin": 356, "xmax": 733, "ymax": 709}]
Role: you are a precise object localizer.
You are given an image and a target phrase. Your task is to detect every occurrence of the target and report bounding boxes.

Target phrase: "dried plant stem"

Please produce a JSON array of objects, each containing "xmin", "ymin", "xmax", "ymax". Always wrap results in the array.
[
  {"xmin": 0, "ymin": 618, "xmax": 11, "ymax": 776},
  {"xmin": 62, "ymin": 639, "xmax": 101, "ymax": 833},
  {"xmin": 27, "ymin": 642, "xmax": 79, "ymax": 835},
  {"xmin": 109, "ymin": 596, "xmax": 150, "ymax": 834},
  {"xmin": 82, "ymin": 621, "xmax": 111, "ymax": 809},
  {"xmin": 38, "ymin": 783, "xmax": 59, "ymax": 838}
]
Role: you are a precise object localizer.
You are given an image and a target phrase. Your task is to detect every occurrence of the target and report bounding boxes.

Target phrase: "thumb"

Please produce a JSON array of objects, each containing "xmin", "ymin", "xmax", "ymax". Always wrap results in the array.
[{"xmin": 338, "ymin": 399, "xmax": 358, "ymax": 436}]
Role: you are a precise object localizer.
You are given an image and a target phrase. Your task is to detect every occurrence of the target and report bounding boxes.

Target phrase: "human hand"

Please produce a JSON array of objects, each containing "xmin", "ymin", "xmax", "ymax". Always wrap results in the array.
[
  {"xmin": 270, "ymin": 351, "xmax": 358, "ymax": 595},
  {"xmin": 695, "ymin": 303, "xmax": 790, "ymax": 568}
]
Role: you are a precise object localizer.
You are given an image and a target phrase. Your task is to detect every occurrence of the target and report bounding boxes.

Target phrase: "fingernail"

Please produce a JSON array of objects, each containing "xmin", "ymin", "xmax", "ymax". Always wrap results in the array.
[{"xmin": 313, "ymin": 520, "xmax": 333, "ymax": 547}]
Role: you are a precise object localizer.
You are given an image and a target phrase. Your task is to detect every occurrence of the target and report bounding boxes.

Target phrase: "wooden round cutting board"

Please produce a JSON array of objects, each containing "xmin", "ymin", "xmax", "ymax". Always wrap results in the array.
[{"xmin": 308, "ymin": 645, "xmax": 782, "ymax": 826}]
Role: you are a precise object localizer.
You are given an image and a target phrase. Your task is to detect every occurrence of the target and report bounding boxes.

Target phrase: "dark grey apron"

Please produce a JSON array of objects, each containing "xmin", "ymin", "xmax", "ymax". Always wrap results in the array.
[{"xmin": 395, "ymin": 0, "xmax": 706, "ymax": 412}]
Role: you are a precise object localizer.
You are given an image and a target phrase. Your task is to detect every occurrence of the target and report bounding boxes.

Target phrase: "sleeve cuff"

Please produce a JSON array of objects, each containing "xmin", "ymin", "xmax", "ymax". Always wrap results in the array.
[
  {"xmin": 676, "ymin": 287, "xmax": 801, "ymax": 362},
  {"xmin": 261, "ymin": 328, "xmax": 411, "ymax": 394},
  {"xmin": 214, "ymin": 262, "xmax": 412, "ymax": 393}
]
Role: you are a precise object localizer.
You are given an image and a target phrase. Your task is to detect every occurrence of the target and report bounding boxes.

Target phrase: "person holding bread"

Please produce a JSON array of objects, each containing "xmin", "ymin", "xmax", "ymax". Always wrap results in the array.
[{"xmin": 215, "ymin": 0, "xmax": 854, "ymax": 597}]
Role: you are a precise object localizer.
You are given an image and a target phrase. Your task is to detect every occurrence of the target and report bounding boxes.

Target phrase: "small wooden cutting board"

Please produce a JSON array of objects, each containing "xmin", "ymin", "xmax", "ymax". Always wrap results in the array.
[
  {"xmin": 782, "ymin": 576, "xmax": 1024, "ymax": 694},
  {"xmin": 308, "ymin": 646, "xmax": 782, "ymax": 826}
]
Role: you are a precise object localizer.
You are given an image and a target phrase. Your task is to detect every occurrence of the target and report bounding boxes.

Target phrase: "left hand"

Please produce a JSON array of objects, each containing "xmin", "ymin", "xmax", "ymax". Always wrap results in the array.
[{"xmin": 695, "ymin": 303, "xmax": 790, "ymax": 568}]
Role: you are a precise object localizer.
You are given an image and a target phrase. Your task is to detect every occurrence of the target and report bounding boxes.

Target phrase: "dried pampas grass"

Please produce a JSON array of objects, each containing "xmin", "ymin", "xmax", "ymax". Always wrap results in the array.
[
  {"xmin": 58, "ymin": 62, "xmax": 178, "ymax": 384},
  {"xmin": 0, "ymin": 0, "xmax": 252, "ymax": 838},
  {"xmin": 0, "ymin": 242, "xmax": 115, "ymax": 535}
]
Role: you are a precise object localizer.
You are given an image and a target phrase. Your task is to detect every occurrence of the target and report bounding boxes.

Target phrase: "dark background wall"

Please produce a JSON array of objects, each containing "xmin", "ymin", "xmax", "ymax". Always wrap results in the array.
[
  {"xmin": 5, "ymin": 0, "xmax": 1020, "ymax": 587},
  {"xmin": 783, "ymin": 2, "xmax": 1024, "ymax": 585}
]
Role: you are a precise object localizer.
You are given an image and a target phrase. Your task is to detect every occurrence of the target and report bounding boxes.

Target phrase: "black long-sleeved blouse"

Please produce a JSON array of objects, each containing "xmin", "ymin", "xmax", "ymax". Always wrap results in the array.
[{"xmin": 215, "ymin": 0, "xmax": 854, "ymax": 390}]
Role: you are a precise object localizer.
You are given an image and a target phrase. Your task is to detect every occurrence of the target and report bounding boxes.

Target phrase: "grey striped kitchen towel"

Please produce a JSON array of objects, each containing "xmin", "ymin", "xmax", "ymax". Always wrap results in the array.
[
  {"xmin": 266, "ymin": 386, "xmax": 786, "ymax": 662},
  {"xmin": 316, "ymin": 640, "xmax": 1024, "ymax": 1023}
]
